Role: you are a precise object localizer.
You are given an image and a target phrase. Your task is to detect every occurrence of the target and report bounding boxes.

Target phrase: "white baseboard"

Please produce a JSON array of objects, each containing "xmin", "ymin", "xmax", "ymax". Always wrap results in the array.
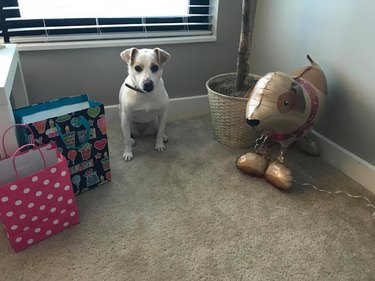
[
  {"xmin": 312, "ymin": 131, "xmax": 375, "ymax": 193},
  {"xmin": 104, "ymin": 94, "xmax": 210, "ymax": 123},
  {"xmin": 105, "ymin": 94, "xmax": 374, "ymax": 193},
  {"xmin": 104, "ymin": 104, "xmax": 120, "ymax": 123}
]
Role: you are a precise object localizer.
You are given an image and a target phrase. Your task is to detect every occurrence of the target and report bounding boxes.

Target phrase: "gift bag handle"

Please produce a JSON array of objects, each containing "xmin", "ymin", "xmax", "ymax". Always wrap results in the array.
[
  {"xmin": 12, "ymin": 144, "xmax": 47, "ymax": 179},
  {"xmin": 56, "ymin": 115, "xmax": 91, "ymax": 150},
  {"xmin": 2, "ymin": 124, "xmax": 35, "ymax": 158}
]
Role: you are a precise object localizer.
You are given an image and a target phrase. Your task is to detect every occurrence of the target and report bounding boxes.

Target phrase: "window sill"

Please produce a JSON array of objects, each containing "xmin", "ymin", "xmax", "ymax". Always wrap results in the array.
[{"xmin": 16, "ymin": 34, "xmax": 217, "ymax": 52}]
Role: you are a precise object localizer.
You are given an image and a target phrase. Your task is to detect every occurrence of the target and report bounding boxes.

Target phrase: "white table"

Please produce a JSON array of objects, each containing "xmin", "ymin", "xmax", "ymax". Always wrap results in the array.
[{"xmin": 0, "ymin": 44, "xmax": 29, "ymax": 158}]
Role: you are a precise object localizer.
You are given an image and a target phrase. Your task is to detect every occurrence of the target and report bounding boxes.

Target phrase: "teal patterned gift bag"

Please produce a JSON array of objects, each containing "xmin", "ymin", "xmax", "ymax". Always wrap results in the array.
[{"xmin": 13, "ymin": 95, "xmax": 111, "ymax": 194}]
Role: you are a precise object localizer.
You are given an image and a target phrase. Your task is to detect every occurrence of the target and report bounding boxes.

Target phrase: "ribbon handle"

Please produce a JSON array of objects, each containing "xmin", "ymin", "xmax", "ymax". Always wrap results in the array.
[
  {"xmin": 56, "ymin": 115, "xmax": 91, "ymax": 150},
  {"xmin": 12, "ymin": 144, "xmax": 47, "ymax": 179},
  {"xmin": 1, "ymin": 124, "xmax": 35, "ymax": 158}
]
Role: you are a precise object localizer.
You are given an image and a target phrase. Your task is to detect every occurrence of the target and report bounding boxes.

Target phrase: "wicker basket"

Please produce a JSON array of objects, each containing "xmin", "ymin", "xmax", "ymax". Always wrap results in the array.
[{"xmin": 206, "ymin": 73, "xmax": 260, "ymax": 148}]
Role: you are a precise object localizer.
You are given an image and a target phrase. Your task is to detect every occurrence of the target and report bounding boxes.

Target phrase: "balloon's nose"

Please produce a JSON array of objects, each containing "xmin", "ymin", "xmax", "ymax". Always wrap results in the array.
[{"xmin": 247, "ymin": 119, "xmax": 260, "ymax": 127}]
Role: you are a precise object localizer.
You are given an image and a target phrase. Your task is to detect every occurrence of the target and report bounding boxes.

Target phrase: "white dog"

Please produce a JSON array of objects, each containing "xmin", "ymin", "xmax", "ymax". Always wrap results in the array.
[{"xmin": 119, "ymin": 47, "xmax": 170, "ymax": 161}]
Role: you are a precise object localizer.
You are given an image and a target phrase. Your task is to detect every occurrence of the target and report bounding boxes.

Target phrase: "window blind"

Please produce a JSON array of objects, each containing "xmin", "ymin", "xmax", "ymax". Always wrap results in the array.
[{"xmin": 0, "ymin": 0, "xmax": 212, "ymax": 43}]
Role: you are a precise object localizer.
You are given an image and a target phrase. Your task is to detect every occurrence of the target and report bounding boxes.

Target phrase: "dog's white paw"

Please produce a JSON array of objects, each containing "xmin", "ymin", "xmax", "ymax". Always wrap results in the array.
[
  {"xmin": 163, "ymin": 134, "xmax": 168, "ymax": 143},
  {"xmin": 155, "ymin": 142, "xmax": 165, "ymax": 152},
  {"xmin": 123, "ymin": 151, "xmax": 134, "ymax": 161}
]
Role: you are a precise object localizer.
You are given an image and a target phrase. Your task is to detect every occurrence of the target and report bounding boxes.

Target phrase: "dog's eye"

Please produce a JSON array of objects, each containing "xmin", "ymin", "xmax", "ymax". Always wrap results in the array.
[
  {"xmin": 134, "ymin": 65, "xmax": 143, "ymax": 72},
  {"xmin": 150, "ymin": 64, "xmax": 159, "ymax": 73}
]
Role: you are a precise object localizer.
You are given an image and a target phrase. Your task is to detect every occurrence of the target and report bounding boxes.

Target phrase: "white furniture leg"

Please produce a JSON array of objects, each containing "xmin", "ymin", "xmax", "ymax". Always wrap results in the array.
[{"xmin": 0, "ymin": 44, "xmax": 29, "ymax": 157}]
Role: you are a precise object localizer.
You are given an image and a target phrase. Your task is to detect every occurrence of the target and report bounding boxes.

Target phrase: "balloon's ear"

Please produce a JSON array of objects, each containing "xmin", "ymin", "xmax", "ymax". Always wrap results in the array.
[{"xmin": 291, "ymin": 81, "xmax": 306, "ymax": 113}]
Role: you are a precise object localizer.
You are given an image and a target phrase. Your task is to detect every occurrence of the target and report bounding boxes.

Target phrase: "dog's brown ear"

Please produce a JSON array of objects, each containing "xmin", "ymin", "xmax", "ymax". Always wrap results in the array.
[
  {"xmin": 120, "ymin": 48, "xmax": 138, "ymax": 65},
  {"xmin": 154, "ymin": 48, "xmax": 170, "ymax": 65}
]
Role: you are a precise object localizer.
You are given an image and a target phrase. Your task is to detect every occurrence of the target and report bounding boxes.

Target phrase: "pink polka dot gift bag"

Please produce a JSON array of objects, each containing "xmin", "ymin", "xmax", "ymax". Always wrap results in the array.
[{"xmin": 0, "ymin": 126, "xmax": 80, "ymax": 252}]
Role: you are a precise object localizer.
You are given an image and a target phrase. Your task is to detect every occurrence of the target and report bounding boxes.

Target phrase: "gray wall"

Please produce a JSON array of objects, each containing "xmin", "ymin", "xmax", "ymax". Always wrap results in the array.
[
  {"xmin": 19, "ymin": 0, "xmax": 242, "ymax": 106},
  {"xmin": 250, "ymin": 0, "xmax": 375, "ymax": 165}
]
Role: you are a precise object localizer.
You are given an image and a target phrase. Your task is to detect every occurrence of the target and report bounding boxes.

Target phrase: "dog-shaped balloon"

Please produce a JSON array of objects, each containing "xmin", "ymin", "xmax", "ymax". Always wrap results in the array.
[{"xmin": 236, "ymin": 55, "xmax": 327, "ymax": 190}]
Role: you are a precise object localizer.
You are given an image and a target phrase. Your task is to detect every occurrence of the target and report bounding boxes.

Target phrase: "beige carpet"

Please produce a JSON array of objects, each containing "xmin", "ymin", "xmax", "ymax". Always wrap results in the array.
[{"xmin": 1, "ymin": 114, "xmax": 374, "ymax": 281}]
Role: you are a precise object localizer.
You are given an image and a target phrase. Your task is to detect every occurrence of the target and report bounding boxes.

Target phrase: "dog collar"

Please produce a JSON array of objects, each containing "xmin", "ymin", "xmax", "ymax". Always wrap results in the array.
[{"xmin": 124, "ymin": 82, "xmax": 146, "ymax": 93}]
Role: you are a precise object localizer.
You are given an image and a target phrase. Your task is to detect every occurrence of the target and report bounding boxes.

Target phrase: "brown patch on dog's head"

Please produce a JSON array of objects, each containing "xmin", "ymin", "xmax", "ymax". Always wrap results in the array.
[{"xmin": 120, "ymin": 48, "xmax": 139, "ymax": 66}]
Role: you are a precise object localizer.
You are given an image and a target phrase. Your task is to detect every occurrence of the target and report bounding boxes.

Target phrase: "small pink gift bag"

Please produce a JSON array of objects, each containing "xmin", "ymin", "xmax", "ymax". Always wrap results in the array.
[{"xmin": 0, "ymin": 126, "xmax": 80, "ymax": 252}]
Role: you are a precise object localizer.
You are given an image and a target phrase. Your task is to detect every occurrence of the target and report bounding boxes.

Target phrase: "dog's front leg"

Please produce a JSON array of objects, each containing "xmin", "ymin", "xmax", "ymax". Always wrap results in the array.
[
  {"xmin": 121, "ymin": 114, "xmax": 134, "ymax": 161},
  {"xmin": 155, "ymin": 110, "xmax": 168, "ymax": 152}
]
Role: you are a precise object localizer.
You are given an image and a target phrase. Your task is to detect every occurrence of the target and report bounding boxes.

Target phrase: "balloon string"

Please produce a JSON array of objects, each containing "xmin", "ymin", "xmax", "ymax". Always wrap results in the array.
[{"xmin": 292, "ymin": 179, "xmax": 375, "ymax": 219}]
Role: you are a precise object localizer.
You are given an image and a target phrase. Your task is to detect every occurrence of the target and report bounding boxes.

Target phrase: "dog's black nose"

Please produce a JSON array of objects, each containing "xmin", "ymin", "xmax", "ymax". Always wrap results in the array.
[
  {"xmin": 247, "ymin": 119, "xmax": 260, "ymax": 127},
  {"xmin": 143, "ymin": 81, "xmax": 154, "ymax": 92}
]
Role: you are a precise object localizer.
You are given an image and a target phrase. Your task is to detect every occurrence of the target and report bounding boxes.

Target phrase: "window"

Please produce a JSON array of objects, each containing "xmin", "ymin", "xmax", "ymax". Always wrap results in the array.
[
  {"xmin": 0, "ymin": 0, "xmax": 215, "ymax": 46},
  {"xmin": 16, "ymin": 0, "xmax": 190, "ymax": 19}
]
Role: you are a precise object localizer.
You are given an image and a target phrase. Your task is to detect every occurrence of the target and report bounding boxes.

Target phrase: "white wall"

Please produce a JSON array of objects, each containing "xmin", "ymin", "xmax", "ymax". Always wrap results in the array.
[{"xmin": 251, "ymin": 0, "xmax": 375, "ymax": 165}]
